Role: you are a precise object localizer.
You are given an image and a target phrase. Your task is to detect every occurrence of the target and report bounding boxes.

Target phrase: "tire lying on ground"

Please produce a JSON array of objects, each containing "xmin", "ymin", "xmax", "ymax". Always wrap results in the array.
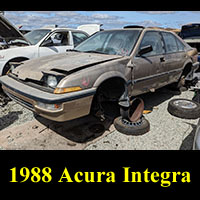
[
  {"xmin": 167, "ymin": 98, "xmax": 200, "ymax": 119},
  {"xmin": 114, "ymin": 116, "xmax": 150, "ymax": 135}
]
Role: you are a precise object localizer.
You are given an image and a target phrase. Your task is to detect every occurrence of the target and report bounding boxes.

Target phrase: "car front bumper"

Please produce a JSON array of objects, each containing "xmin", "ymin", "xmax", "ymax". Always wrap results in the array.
[{"xmin": 0, "ymin": 75, "xmax": 96, "ymax": 122}]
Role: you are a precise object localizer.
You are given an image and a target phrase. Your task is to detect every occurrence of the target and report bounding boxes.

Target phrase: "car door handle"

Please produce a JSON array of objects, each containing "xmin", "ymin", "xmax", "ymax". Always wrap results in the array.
[{"xmin": 160, "ymin": 57, "xmax": 165, "ymax": 62}]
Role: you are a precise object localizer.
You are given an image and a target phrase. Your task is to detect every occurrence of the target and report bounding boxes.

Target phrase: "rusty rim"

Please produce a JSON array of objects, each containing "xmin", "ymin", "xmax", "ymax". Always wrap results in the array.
[{"xmin": 128, "ymin": 98, "xmax": 144, "ymax": 122}]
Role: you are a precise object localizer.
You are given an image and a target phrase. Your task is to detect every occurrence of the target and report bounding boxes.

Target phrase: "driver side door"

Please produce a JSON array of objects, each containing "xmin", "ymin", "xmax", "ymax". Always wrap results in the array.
[
  {"xmin": 131, "ymin": 31, "xmax": 166, "ymax": 96},
  {"xmin": 38, "ymin": 31, "xmax": 73, "ymax": 57}
]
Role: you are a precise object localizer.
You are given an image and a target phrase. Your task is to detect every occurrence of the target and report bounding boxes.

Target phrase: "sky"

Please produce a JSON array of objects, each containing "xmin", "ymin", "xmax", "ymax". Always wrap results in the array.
[{"xmin": 4, "ymin": 11, "xmax": 200, "ymax": 30}]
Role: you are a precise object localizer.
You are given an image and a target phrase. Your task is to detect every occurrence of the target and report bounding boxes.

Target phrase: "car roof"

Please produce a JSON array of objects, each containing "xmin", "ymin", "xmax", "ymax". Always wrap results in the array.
[{"xmin": 101, "ymin": 27, "xmax": 173, "ymax": 33}]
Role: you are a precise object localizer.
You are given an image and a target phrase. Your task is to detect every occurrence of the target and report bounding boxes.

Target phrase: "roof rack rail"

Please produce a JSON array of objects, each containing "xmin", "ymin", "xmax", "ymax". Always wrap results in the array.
[{"xmin": 123, "ymin": 25, "xmax": 145, "ymax": 29}]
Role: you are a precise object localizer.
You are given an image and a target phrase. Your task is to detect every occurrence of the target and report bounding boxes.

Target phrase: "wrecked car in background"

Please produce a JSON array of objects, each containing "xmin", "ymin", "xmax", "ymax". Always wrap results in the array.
[
  {"xmin": 179, "ymin": 24, "xmax": 200, "ymax": 53},
  {"xmin": 0, "ymin": 26, "xmax": 199, "ymax": 126},
  {"xmin": 0, "ymin": 14, "xmax": 89, "ymax": 75},
  {"xmin": 77, "ymin": 24, "xmax": 104, "ymax": 36},
  {"xmin": 194, "ymin": 119, "xmax": 200, "ymax": 150},
  {"xmin": 167, "ymin": 81, "xmax": 200, "ymax": 150},
  {"xmin": 179, "ymin": 23, "xmax": 200, "ymax": 85},
  {"xmin": 167, "ymin": 97, "xmax": 200, "ymax": 150}
]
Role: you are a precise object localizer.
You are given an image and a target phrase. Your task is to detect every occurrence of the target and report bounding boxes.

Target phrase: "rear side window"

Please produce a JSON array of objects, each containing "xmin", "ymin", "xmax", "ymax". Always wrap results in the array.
[
  {"xmin": 175, "ymin": 37, "xmax": 185, "ymax": 51},
  {"xmin": 162, "ymin": 32, "xmax": 178, "ymax": 53}
]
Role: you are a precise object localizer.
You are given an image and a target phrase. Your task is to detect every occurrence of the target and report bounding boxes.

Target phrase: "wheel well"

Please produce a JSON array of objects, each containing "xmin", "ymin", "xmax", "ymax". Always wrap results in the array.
[
  {"xmin": 90, "ymin": 77, "xmax": 126, "ymax": 117},
  {"xmin": 2, "ymin": 57, "xmax": 29, "ymax": 75},
  {"xmin": 182, "ymin": 63, "xmax": 192, "ymax": 77},
  {"xmin": 96, "ymin": 77, "xmax": 126, "ymax": 100}
]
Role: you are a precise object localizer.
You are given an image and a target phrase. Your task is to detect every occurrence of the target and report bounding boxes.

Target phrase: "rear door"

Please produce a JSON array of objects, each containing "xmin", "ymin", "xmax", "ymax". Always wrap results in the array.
[
  {"xmin": 132, "ymin": 30, "xmax": 165, "ymax": 95},
  {"xmin": 161, "ymin": 32, "xmax": 186, "ymax": 83}
]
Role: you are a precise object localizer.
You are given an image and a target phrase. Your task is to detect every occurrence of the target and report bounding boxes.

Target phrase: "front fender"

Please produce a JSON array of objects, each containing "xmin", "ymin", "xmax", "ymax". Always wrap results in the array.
[{"xmin": 93, "ymin": 71, "xmax": 127, "ymax": 88}]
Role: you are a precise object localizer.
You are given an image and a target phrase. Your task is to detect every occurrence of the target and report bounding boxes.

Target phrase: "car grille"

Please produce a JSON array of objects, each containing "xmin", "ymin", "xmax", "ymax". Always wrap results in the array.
[
  {"xmin": 8, "ymin": 73, "xmax": 54, "ymax": 93},
  {"xmin": 24, "ymin": 79, "xmax": 54, "ymax": 93}
]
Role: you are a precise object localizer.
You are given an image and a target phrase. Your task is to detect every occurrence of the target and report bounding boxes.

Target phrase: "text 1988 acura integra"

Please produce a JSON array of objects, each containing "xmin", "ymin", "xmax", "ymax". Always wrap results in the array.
[{"xmin": 0, "ymin": 26, "xmax": 199, "ymax": 122}]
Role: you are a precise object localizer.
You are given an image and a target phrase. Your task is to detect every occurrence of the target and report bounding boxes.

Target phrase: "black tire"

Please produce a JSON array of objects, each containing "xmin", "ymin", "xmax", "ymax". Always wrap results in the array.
[
  {"xmin": 167, "ymin": 98, "xmax": 200, "ymax": 119},
  {"xmin": 113, "ymin": 116, "xmax": 150, "ymax": 135}
]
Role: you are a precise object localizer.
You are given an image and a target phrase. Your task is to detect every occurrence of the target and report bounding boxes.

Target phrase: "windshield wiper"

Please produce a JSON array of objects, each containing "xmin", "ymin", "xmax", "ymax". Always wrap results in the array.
[
  {"xmin": 66, "ymin": 49, "xmax": 82, "ymax": 52},
  {"xmin": 83, "ymin": 50, "xmax": 107, "ymax": 54}
]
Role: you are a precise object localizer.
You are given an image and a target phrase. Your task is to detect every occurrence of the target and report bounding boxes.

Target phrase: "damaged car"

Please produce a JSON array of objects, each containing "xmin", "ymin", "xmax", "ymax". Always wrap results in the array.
[
  {"xmin": 0, "ymin": 26, "xmax": 199, "ymax": 124},
  {"xmin": 167, "ymin": 81, "xmax": 200, "ymax": 150},
  {"xmin": 0, "ymin": 14, "xmax": 89, "ymax": 76},
  {"xmin": 179, "ymin": 23, "xmax": 200, "ymax": 83},
  {"xmin": 179, "ymin": 23, "xmax": 200, "ymax": 54}
]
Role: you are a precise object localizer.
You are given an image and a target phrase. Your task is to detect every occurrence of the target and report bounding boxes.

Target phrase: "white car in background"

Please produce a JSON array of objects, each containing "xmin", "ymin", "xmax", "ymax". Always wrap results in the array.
[
  {"xmin": 77, "ymin": 24, "xmax": 103, "ymax": 35},
  {"xmin": 0, "ymin": 14, "xmax": 90, "ymax": 75}
]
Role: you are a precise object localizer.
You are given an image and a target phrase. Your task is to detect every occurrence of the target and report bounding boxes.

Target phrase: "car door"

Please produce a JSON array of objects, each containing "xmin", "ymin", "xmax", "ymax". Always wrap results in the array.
[
  {"xmin": 131, "ymin": 30, "xmax": 166, "ymax": 96},
  {"xmin": 161, "ymin": 32, "xmax": 186, "ymax": 84},
  {"xmin": 38, "ymin": 31, "xmax": 74, "ymax": 57}
]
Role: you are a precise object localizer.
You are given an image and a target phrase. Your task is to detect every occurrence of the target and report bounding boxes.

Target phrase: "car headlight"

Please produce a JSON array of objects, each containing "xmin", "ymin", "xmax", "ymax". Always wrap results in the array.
[{"xmin": 47, "ymin": 75, "xmax": 58, "ymax": 88}]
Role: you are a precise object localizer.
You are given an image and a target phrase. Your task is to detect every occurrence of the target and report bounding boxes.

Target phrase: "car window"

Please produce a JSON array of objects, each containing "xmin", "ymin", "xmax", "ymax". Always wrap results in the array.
[
  {"xmin": 162, "ymin": 32, "xmax": 178, "ymax": 53},
  {"xmin": 25, "ymin": 29, "xmax": 51, "ymax": 45},
  {"xmin": 139, "ymin": 31, "xmax": 164, "ymax": 56},
  {"xmin": 44, "ymin": 32, "xmax": 69, "ymax": 46},
  {"xmin": 175, "ymin": 37, "xmax": 185, "ymax": 51},
  {"xmin": 72, "ymin": 32, "xmax": 88, "ymax": 47}
]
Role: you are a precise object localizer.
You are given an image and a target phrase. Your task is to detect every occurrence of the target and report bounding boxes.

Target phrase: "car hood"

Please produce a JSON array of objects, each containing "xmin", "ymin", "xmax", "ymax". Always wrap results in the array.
[
  {"xmin": 0, "ymin": 14, "xmax": 27, "ymax": 41},
  {"xmin": 12, "ymin": 52, "xmax": 123, "ymax": 80}
]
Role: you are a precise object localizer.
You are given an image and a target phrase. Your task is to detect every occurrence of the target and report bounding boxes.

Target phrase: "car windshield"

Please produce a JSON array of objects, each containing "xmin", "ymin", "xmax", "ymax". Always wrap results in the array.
[
  {"xmin": 75, "ymin": 30, "xmax": 141, "ymax": 56},
  {"xmin": 24, "ymin": 29, "xmax": 51, "ymax": 45}
]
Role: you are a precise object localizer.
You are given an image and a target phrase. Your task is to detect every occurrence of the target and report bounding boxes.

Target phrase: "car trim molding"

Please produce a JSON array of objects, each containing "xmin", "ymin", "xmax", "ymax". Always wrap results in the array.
[{"xmin": 133, "ymin": 68, "xmax": 182, "ymax": 84}]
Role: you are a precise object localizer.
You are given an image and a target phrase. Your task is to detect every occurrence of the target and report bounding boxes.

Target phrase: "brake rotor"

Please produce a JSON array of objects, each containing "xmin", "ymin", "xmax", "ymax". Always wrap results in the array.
[{"xmin": 129, "ymin": 98, "xmax": 144, "ymax": 122}]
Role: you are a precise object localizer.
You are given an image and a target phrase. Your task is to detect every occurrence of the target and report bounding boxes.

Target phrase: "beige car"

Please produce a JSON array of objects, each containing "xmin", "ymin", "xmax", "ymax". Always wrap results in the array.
[{"xmin": 0, "ymin": 26, "xmax": 199, "ymax": 122}]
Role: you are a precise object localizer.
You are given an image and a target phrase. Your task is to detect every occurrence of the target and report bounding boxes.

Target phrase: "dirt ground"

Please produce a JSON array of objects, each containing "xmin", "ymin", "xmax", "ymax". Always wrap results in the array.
[{"xmin": 0, "ymin": 113, "xmax": 115, "ymax": 150}]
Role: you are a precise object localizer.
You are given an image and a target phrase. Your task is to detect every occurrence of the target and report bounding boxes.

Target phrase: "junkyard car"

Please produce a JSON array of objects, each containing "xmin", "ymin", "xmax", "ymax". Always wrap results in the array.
[
  {"xmin": 0, "ymin": 26, "xmax": 199, "ymax": 122},
  {"xmin": 0, "ymin": 14, "xmax": 89, "ymax": 75},
  {"xmin": 167, "ymin": 81, "xmax": 200, "ymax": 150},
  {"xmin": 193, "ymin": 118, "xmax": 200, "ymax": 150},
  {"xmin": 167, "ymin": 97, "xmax": 200, "ymax": 150},
  {"xmin": 179, "ymin": 23, "xmax": 200, "ymax": 53}
]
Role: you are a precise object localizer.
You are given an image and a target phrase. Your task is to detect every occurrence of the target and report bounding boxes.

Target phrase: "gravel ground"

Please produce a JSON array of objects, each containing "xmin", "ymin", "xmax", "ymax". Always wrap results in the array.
[
  {"xmin": 0, "ymin": 100, "xmax": 34, "ymax": 131},
  {"xmin": 0, "ymin": 87, "xmax": 198, "ymax": 150},
  {"xmin": 85, "ymin": 88, "xmax": 198, "ymax": 150}
]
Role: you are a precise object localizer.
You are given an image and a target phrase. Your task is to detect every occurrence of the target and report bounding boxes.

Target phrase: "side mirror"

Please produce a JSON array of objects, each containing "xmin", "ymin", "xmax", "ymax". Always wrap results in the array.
[
  {"xmin": 137, "ymin": 45, "xmax": 153, "ymax": 56},
  {"xmin": 41, "ymin": 39, "xmax": 53, "ymax": 47}
]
